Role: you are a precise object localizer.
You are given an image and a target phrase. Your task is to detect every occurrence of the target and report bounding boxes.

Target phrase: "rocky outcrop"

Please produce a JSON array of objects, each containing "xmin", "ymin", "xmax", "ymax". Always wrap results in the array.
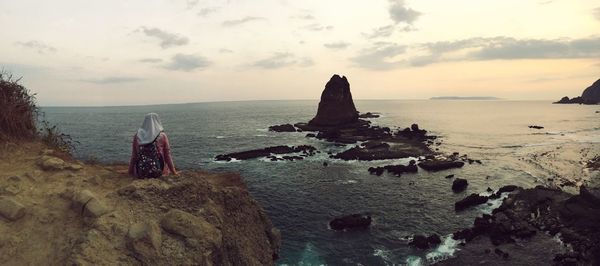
[
  {"xmin": 555, "ymin": 79, "xmax": 600, "ymax": 104},
  {"xmin": 0, "ymin": 141, "xmax": 280, "ymax": 265},
  {"xmin": 329, "ymin": 213, "xmax": 372, "ymax": 231},
  {"xmin": 409, "ymin": 234, "xmax": 441, "ymax": 250},
  {"xmin": 452, "ymin": 178, "xmax": 468, "ymax": 192},
  {"xmin": 444, "ymin": 185, "xmax": 600, "ymax": 265},
  {"xmin": 309, "ymin": 74, "xmax": 358, "ymax": 126},
  {"xmin": 368, "ymin": 161, "xmax": 418, "ymax": 176},
  {"xmin": 269, "ymin": 124, "xmax": 297, "ymax": 132},
  {"xmin": 419, "ymin": 159, "xmax": 465, "ymax": 172},
  {"xmin": 215, "ymin": 145, "xmax": 317, "ymax": 161}
]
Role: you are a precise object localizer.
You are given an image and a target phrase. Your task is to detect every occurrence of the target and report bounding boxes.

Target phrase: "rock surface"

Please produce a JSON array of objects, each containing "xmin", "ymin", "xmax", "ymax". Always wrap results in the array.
[
  {"xmin": 0, "ymin": 197, "xmax": 26, "ymax": 221},
  {"xmin": 215, "ymin": 145, "xmax": 316, "ymax": 161},
  {"xmin": 309, "ymin": 74, "xmax": 358, "ymax": 126},
  {"xmin": 0, "ymin": 141, "xmax": 280, "ymax": 265},
  {"xmin": 419, "ymin": 159, "xmax": 465, "ymax": 171},
  {"xmin": 445, "ymin": 186, "xmax": 600, "ymax": 265},
  {"xmin": 268, "ymin": 124, "xmax": 297, "ymax": 132}
]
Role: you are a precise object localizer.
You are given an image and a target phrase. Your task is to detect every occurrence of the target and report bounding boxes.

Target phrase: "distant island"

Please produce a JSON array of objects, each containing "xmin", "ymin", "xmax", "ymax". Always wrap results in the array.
[{"xmin": 430, "ymin": 96, "xmax": 502, "ymax": 100}]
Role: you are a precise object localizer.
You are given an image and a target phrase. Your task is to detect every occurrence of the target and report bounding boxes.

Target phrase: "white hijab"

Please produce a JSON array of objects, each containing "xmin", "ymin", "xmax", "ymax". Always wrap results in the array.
[{"xmin": 137, "ymin": 113, "xmax": 164, "ymax": 145}]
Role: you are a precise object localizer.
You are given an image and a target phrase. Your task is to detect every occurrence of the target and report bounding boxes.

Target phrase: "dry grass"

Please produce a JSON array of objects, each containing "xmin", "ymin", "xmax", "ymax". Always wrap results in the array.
[{"xmin": 0, "ymin": 70, "xmax": 76, "ymax": 153}]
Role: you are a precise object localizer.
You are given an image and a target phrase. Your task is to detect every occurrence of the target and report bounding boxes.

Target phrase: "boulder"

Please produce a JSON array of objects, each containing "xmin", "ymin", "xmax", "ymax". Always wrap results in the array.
[
  {"xmin": 410, "ymin": 234, "xmax": 442, "ymax": 249},
  {"xmin": 580, "ymin": 186, "xmax": 600, "ymax": 205},
  {"xmin": 419, "ymin": 160, "xmax": 465, "ymax": 171},
  {"xmin": 308, "ymin": 74, "xmax": 359, "ymax": 126},
  {"xmin": 37, "ymin": 155, "xmax": 66, "ymax": 171},
  {"xmin": 329, "ymin": 214, "xmax": 372, "ymax": 231},
  {"xmin": 368, "ymin": 163, "xmax": 418, "ymax": 176},
  {"xmin": 127, "ymin": 221, "xmax": 162, "ymax": 262},
  {"xmin": 268, "ymin": 124, "xmax": 296, "ymax": 132},
  {"xmin": 0, "ymin": 197, "xmax": 26, "ymax": 221},
  {"xmin": 358, "ymin": 112, "xmax": 380, "ymax": 119},
  {"xmin": 452, "ymin": 178, "xmax": 468, "ymax": 192},
  {"xmin": 71, "ymin": 190, "xmax": 111, "ymax": 218},
  {"xmin": 455, "ymin": 193, "xmax": 489, "ymax": 211}
]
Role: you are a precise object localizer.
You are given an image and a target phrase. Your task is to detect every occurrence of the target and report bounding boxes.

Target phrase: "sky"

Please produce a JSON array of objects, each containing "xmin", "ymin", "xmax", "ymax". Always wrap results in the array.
[{"xmin": 1, "ymin": 0, "xmax": 599, "ymax": 106}]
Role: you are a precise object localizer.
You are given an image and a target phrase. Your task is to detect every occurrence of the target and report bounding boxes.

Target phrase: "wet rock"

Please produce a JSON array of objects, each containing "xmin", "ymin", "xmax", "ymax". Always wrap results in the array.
[
  {"xmin": 455, "ymin": 193, "xmax": 489, "ymax": 211},
  {"xmin": 580, "ymin": 185, "xmax": 600, "ymax": 205},
  {"xmin": 37, "ymin": 155, "xmax": 66, "ymax": 171},
  {"xmin": 127, "ymin": 221, "xmax": 162, "ymax": 263},
  {"xmin": 368, "ymin": 163, "xmax": 418, "ymax": 177},
  {"xmin": 160, "ymin": 209, "xmax": 222, "ymax": 247},
  {"xmin": 329, "ymin": 214, "xmax": 372, "ymax": 231},
  {"xmin": 0, "ymin": 197, "xmax": 26, "ymax": 221},
  {"xmin": 410, "ymin": 234, "xmax": 442, "ymax": 249},
  {"xmin": 216, "ymin": 145, "xmax": 317, "ymax": 161},
  {"xmin": 529, "ymin": 125, "xmax": 544, "ymax": 129},
  {"xmin": 308, "ymin": 74, "xmax": 359, "ymax": 126},
  {"xmin": 418, "ymin": 159, "xmax": 464, "ymax": 171},
  {"xmin": 445, "ymin": 174, "xmax": 455, "ymax": 179},
  {"xmin": 268, "ymin": 124, "xmax": 296, "ymax": 132},
  {"xmin": 333, "ymin": 143, "xmax": 424, "ymax": 161},
  {"xmin": 358, "ymin": 112, "xmax": 380, "ymax": 119},
  {"xmin": 452, "ymin": 178, "xmax": 468, "ymax": 192}
]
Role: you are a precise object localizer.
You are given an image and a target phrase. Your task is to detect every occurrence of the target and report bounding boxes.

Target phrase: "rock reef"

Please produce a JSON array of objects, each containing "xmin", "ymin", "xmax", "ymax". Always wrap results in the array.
[{"xmin": 308, "ymin": 74, "xmax": 359, "ymax": 126}]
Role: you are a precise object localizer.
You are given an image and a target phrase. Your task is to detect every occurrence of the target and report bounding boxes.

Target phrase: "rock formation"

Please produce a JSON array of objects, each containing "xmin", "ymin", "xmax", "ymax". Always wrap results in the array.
[
  {"xmin": 308, "ymin": 74, "xmax": 359, "ymax": 126},
  {"xmin": 555, "ymin": 79, "xmax": 600, "ymax": 104},
  {"xmin": 0, "ymin": 142, "xmax": 281, "ymax": 265}
]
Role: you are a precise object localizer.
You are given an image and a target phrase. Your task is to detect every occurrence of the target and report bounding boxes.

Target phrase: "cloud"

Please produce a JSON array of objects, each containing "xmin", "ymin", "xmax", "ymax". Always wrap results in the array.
[
  {"xmin": 291, "ymin": 14, "xmax": 315, "ymax": 20},
  {"xmin": 186, "ymin": 0, "xmax": 199, "ymax": 10},
  {"xmin": 80, "ymin": 76, "xmax": 142, "ymax": 84},
  {"xmin": 252, "ymin": 53, "xmax": 314, "ymax": 69},
  {"xmin": 351, "ymin": 43, "xmax": 407, "ymax": 70},
  {"xmin": 363, "ymin": 25, "xmax": 395, "ymax": 39},
  {"xmin": 222, "ymin": 16, "xmax": 266, "ymax": 27},
  {"xmin": 219, "ymin": 48, "xmax": 234, "ymax": 53},
  {"xmin": 164, "ymin": 54, "xmax": 211, "ymax": 71},
  {"xmin": 15, "ymin": 40, "xmax": 57, "ymax": 54},
  {"xmin": 198, "ymin": 7, "xmax": 218, "ymax": 17},
  {"xmin": 138, "ymin": 27, "xmax": 189, "ymax": 49},
  {"xmin": 324, "ymin": 42, "xmax": 351, "ymax": 50},
  {"xmin": 302, "ymin": 23, "xmax": 334, "ymax": 31},
  {"xmin": 594, "ymin": 7, "xmax": 600, "ymax": 21},
  {"xmin": 388, "ymin": 0, "xmax": 421, "ymax": 25},
  {"xmin": 139, "ymin": 58, "xmax": 163, "ymax": 63}
]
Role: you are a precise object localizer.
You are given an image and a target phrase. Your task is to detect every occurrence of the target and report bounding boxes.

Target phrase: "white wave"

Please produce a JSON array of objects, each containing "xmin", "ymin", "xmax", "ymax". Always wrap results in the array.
[
  {"xmin": 215, "ymin": 136, "xmax": 226, "ymax": 139},
  {"xmin": 425, "ymin": 235, "xmax": 462, "ymax": 264}
]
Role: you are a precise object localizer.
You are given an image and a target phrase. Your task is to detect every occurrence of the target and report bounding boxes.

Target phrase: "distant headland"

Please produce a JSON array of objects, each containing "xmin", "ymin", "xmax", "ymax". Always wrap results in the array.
[
  {"xmin": 430, "ymin": 96, "xmax": 501, "ymax": 100},
  {"xmin": 555, "ymin": 79, "xmax": 600, "ymax": 104}
]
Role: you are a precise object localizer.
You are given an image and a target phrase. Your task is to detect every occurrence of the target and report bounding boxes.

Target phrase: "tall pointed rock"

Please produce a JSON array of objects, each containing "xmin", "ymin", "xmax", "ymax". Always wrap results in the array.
[{"xmin": 308, "ymin": 74, "xmax": 359, "ymax": 126}]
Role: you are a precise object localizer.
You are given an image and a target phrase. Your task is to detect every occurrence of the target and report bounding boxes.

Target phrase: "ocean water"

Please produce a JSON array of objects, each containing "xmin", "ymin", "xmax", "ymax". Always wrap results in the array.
[{"xmin": 42, "ymin": 100, "xmax": 600, "ymax": 265}]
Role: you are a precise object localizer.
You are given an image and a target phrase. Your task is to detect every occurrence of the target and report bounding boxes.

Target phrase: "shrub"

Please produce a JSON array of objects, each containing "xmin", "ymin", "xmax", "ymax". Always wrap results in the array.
[{"xmin": 0, "ymin": 70, "xmax": 76, "ymax": 153}]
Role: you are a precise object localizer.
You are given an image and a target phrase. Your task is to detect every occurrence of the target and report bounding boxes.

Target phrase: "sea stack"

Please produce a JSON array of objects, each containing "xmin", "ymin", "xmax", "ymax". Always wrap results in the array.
[
  {"xmin": 308, "ymin": 74, "xmax": 359, "ymax": 126},
  {"xmin": 555, "ymin": 79, "xmax": 600, "ymax": 104}
]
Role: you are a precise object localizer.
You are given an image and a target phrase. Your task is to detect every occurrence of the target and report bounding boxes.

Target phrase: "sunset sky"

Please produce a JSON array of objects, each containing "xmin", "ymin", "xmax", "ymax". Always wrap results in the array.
[{"xmin": 1, "ymin": 0, "xmax": 599, "ymax": 106}]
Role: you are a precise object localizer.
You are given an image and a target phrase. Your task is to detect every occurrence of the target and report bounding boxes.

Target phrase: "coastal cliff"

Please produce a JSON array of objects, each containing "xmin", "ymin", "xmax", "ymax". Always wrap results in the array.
[
  {"xmin": 555, "ymin": 79, "xmax": 600, "ymax": 104},
  {"xmin": 0, "ymin": 141, "xmax": 280, "ymax": 265}
]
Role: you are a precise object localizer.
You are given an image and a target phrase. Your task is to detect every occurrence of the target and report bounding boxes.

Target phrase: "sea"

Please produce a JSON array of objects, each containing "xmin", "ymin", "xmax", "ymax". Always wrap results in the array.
[{"xmin": 42, "ymin": 100, "xmax": 600, "ymax": 265}]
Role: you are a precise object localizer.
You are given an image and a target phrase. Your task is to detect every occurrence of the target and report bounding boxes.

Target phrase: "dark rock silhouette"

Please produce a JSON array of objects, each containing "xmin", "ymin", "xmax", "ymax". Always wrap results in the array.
[
  {"xmin": 555, "ymin": 79, "xmax": 600, "ymax": 104},
  {"xmin": 410, "ymin": 234, "xmax": 442, "ymax": 249},
  {"xmin": 268, "ymin": 124, "xmax": 296, "ymax": 132},
  {"xmin": 329, "ymin": 214, "xmax": 372, "ymax": 231},
  {"xmin": 444, "ymin": 185, "xmax": 600, "ymax": 265},
  {"xmin": 368, "ymin": 161, "xmax": 418, "ymax": 176},
  {"xmin": 215, "ymin": 145, "xmax": 316, "ymax": 161},
  {"xmin": 455, "ymin": 193, "xmax": 489, "ymax": 211},
  {"xmin": 452, "ymin": 178, "xmax": 469, "ymax": 192},
  {"xmin": 308, "ymin": 75, "xmax": 358, "ymax": 126},
  {"xmin": 418, "ymin": 159, "xmax": 465, "ymax": 171}
]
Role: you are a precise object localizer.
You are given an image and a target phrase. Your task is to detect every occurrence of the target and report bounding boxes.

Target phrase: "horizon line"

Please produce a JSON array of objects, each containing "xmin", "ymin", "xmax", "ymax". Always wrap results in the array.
[{"xmin": 38, "ymin": 98, "xmax": 562, "ymax": 108}]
